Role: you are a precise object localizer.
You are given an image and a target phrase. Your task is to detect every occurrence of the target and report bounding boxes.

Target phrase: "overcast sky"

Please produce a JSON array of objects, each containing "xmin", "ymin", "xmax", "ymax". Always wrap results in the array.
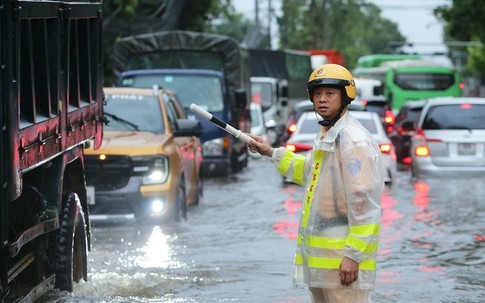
[{"xmin": 232, "ymin": 0, "xmax": 450, "ymax": 54}]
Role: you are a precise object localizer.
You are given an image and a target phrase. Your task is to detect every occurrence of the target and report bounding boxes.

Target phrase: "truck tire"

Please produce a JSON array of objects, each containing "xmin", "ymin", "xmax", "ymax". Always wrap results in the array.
[{"xmin": 52, "ymin": 192, "xmax": 88, "ymax": 291}]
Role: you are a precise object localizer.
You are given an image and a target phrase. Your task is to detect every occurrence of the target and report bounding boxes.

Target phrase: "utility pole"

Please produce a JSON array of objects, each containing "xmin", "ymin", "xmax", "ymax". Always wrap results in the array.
[
  {"xmin": 268, "ymin": 0, "xmax": 272, "ymax": 49},
  {"xmin": 255, "ymin": 0, "xmax": 260, "ymax": 26}
]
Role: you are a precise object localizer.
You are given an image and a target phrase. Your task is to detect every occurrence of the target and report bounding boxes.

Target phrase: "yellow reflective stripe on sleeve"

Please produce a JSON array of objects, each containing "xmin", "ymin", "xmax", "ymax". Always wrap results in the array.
[
  {"xmin": 301, "ymin": 150, "xmax": 325, "ymax": 228},
  {"xmin": 346, "ymin": 235, "xmax": 378, "ymax": 254},
  {"xmin": 305, "ymin": 235, "xmax": 346, "ymax": 249},
  {"xmin": 349, "ymin": 224, "xmax": 380, "ymax": 236},
  {"xmin": 294, "ymin": 254, "xmax": 376, "ymax": 271},
  {"xmin": 277, "ymin": 150, "xmax": 294, "ymax": 177},
  {"xmin": 292, "ymin": 155, "xmax": 306, "ymax": 185}
]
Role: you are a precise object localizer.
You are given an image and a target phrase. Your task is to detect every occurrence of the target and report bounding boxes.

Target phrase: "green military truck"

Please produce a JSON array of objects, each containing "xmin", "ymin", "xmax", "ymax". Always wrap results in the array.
[{"xmin": 0, "ymin": 0, "xmax": 103, "ymax": 301}]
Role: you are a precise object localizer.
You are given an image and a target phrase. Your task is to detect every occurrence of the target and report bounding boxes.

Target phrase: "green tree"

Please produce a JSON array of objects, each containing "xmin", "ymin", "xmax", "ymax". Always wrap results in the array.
[
  {"xmin": 278, "ymin": 0, "xmax": 405, "ymax": 68},
  {"xmin": 434, "ymin": 1, "xmax": 485, "ymax": 77}
]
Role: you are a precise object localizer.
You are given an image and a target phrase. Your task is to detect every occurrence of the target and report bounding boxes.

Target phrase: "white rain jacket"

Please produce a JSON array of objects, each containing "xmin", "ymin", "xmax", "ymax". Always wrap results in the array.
[{"xmin": 271, "ymin": 111, "xmax": 383, "ymax": 290}]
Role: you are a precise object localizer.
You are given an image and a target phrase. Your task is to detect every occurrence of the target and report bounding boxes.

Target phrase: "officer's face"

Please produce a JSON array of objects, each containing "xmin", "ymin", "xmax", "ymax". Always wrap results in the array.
[{"xmin": 312, "ymin": 86, "xmax": 342, "ymax": 120}]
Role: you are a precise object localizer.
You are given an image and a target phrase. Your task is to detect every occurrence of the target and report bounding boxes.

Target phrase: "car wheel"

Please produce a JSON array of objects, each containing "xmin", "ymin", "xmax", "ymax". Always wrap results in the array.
[
  {"xmin": 193, "ymin": 177, "xmax": 203, "ymax": 206},
  {"xmin": 173, "ymin": 177, "xmax": 187, "ymax": 221},
  {"xmin": 49, "ymin": 192, "xmax": 88, "ymax": 292},
  {"xmin": 385, "ymin": 169, "xmax": 393, "ymax": 186}
]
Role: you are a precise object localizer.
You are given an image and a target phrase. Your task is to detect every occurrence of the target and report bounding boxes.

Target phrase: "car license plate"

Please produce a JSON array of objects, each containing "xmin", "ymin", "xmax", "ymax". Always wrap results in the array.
[
  {"xmin": 457, "ymin": 143, "xmax": 475, "ymax": 155},
  {"xmin": 86, "ymin": 186, "xmax": 95, "ymax": 205}
]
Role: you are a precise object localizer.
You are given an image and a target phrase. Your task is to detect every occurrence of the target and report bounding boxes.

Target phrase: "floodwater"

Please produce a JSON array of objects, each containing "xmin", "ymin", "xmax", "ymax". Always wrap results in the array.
[{"xmin": 39, "ymin": 158, "xmax": 485, "ymax": 303}]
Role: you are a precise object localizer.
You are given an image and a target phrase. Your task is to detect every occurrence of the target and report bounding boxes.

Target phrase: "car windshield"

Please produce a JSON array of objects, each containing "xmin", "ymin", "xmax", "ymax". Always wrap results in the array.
[
  {"xmin": 422, "ymin": 103, "xmax": 485, "ymax": 130},
  {"xmin": 250, "ymin": 107, "xmax": 262, "ymax": 127},
  {"xmin": 251, "ymin": 82, "xmax": 273, "ymax": 110},
  {"xmin": 299, "ymin": 116, "xmax": 320, "ymax": 134},
  {"xmin": 121, "ymin": 74, "xmax": 224, "ymax": 112},
  {"xmin": 104, "ymin": 94, "xmax": 165, "ymax": 133},
  {"xmin": 365, "ymin": 104, "xmax": 386, "ymax": 116},
  {"xmin": 355, "ymin": 117, "xmax": 378, "ymax": 134}
]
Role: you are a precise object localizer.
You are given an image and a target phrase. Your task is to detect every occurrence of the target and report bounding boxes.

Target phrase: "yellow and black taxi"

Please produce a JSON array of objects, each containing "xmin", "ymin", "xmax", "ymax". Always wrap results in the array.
[{"xmin": 84, "ymin": 86, "xmax": 203, "ymax": 221}]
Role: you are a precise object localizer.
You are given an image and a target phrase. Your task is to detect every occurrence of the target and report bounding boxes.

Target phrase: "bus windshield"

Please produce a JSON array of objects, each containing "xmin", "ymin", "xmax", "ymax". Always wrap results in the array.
[
  {"xmin": 121, "ymin": 74, "xmax": 224, "ymax": 112},
  {"xmin": 394, "ymin": 73, "xmax": 455, "ymax": 91}
]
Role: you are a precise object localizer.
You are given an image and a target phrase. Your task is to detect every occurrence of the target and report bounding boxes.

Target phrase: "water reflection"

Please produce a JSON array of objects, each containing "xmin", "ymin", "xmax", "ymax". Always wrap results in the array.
[
  {"xmin": 272, "ymin": 186, "xmax": 301, "ymax": 240},
  {"xmin": 137, "ymin": 226, "xmax": 182, "ymax": 269}
]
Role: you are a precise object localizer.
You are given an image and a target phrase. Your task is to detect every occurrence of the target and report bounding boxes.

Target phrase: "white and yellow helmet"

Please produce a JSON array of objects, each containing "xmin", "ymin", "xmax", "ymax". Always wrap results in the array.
[{"xmin": 307, "ymin": 64, "xmax": 356, "ymax": 103}]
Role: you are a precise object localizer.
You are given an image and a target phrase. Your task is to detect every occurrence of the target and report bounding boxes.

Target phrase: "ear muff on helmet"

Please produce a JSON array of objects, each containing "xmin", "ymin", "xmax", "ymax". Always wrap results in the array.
[{"xmin": 307, "ymin": 64, "xmax": 356, "ymax": 103}]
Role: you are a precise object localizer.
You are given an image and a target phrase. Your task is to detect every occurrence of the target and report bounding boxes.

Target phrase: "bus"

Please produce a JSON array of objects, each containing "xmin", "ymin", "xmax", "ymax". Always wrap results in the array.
[{"xmin": 353, "ymin": 54, "xmax": 463, "ymax": 111}]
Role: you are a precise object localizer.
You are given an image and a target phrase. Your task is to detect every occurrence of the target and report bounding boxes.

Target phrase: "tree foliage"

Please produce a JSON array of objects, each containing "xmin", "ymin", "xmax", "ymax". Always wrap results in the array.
[
  {"xmin": 434, "ymin": 1, "xmax": 485, "ymax": 77},
  {"xmin": 101, "ymin": 0, "xmax": 405, "ymax": 80},
  {"xmin": 102, "ymin": 0, "xmax": 229, "ymax": 84},
  {"xmin": 278, "ymin": 0, "xmax": 405, "ymax": 68}
]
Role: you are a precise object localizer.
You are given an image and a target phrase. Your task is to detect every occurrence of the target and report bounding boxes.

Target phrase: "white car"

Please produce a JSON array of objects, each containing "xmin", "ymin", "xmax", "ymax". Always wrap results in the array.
[
  {"xmin": 250, "ymin": 102, "xmax": 272, "ymax": 158},
  {"xmin": 410, "ymin": 97, "xmax": 485, "ymax": 178},
  {"xmin": 349, "ymin": 111, "xmax": 396, "ymax": 184},
  {"xmin": 284, "ymin": 111, "xmax": 395, "ymax": 184}
]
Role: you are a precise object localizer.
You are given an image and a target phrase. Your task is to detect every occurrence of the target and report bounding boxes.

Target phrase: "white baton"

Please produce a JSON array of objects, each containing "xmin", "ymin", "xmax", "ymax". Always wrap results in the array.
[{"xmin": 189, "ymin": 103, "xmax": 253, "ymax": 144}]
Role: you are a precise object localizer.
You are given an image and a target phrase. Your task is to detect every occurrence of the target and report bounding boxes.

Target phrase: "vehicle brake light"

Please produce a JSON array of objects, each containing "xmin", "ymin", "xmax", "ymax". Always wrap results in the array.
[
  {"xmin": 459, "ymin": 82, "xmax": 465, "ymax": 90},
  {"xmin": 402, "ymin": 156, "xmax": 412, "ymax": 164},
  {"xmin": 288, "ymin": 123, "xmax": 297, "ymax": 134},
  {"xmin": 384, "ymin": 109, "xmax": 395, "ymax": 125},
  {"xmin": 286, "ymin": 143, "xmax": 312, "ymax": 153},
  {"xmin": 415, "ymin": 145, "xmax": 430, "ymax": 157},
  {"xmin": 379, "ymin": 143, "xmax": 392, "ymax": 155}
]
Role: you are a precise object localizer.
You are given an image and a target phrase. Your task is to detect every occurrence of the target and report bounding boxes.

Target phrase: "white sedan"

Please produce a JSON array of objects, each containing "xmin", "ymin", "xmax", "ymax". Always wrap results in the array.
[{"xmin": 284, "ymin": 111, "xmax": 395, "ymax": 184}]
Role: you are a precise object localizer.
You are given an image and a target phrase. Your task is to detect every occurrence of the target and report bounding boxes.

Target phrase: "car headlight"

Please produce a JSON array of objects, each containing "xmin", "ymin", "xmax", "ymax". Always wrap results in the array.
[
  {"xmin": 132, "ymin": 156, "xmax": 169, "ymax": 185},
  {"xmin": 202, "ymin": 138, "xmax": 224, "ymax": 156},
  {"xmin": 142, "ymin": 169, "xmax": 168, "ymax": 185},
  {"xmin": 150, "ymin": 199, "xmax": 166, "ymax": 214}
]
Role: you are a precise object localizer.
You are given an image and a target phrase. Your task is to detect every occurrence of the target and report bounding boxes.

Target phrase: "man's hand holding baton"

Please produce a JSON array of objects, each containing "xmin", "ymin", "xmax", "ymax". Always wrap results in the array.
[{"xmin": 189, "ymin": 103, "xmax": 274, "ymax": 157}]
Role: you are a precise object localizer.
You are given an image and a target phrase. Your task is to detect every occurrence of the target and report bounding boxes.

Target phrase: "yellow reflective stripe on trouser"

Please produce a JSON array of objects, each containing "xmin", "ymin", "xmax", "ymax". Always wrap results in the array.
[
  {"xmin": 297, "ymin": 235, "xmax": 346, "ymax": 250},
  {"xmin": 301, "ymin": 149, "xmax": 325, "ymax": 228},
  {"xmin": 346, "ymin": 235, "xmax": 378, "ymax": 254},
  {"xmin": 349, "ymin": 224, "xmax": 380, "ymax": 236},
  {"xmin": 295, "ymin": 254, "xmax": 376, "ymax": 271}
]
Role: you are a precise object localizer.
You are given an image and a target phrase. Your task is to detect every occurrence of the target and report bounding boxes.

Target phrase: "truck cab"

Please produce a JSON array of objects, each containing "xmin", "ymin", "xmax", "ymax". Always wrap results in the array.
[{"xmin": 112, "ymin": 31, "xmax": 252, "ymax": 177}]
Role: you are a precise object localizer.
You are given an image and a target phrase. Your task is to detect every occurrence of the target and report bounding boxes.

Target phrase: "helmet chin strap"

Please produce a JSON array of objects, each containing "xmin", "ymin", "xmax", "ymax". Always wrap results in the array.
[{"xmin": 314, "ymin": 103, "xmax": 346, "ymax": 127}]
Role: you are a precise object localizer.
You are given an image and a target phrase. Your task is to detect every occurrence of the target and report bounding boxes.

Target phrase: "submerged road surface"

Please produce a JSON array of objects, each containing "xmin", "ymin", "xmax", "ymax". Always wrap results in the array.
[{"xmin": 40, "ymin": 157, "xmax": 485, "ymax": 302}]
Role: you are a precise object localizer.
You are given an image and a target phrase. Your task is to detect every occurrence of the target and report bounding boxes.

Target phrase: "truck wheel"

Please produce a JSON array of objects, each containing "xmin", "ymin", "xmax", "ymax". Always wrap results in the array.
[
  {"xmin": 52, "ymin": 192, "xmax": 88, "ymax": 291},
  {"xmin": 173, "ymin": 177, "xmax": 187, "ymax": 221}
]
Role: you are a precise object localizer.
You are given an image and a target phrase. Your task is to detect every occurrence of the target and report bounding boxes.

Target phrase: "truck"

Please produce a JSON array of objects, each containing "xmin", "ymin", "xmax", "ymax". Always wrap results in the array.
[
  {"xmin": 111, "ymin": 30, "xmax": 251, "ymax": 177},
  {"xmin": 304, "ymin": 49, "xmax": 347, "ymax": 69},
  {"xmin": 0, "ymin": 0, "xmax": 103, "ymax": 301},
  {"xmin": 248, "ymin": 49, "xmax": 312, "ymax": 145}
]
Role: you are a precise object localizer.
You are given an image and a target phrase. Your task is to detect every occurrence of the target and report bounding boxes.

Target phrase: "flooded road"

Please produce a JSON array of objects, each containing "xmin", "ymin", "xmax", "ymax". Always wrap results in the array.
[{"xmin": 40, "ymin": 158, "xmax": 485, "ymax": 302}]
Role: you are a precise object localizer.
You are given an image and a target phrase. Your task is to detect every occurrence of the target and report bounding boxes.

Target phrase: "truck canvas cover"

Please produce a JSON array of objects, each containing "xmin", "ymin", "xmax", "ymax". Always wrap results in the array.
[
  {"xmin": 112, "ymin": 30, "xmax": 250, "ymax": 94},
  {"xmin": 248, "ymin": 48, "xmax": 312, "ymax": 100}
]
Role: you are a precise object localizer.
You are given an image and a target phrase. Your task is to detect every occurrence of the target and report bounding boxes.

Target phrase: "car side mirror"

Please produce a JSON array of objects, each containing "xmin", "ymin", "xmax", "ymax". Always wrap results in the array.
[{"xmin": 174, "ymin": 119, "xmax": 203, "ymax": 137}]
